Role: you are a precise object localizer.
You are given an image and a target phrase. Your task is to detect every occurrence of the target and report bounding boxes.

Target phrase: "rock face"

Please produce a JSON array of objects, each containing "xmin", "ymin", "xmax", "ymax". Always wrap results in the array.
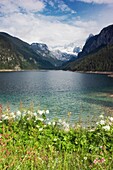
[
  {"xmin": 79, "ymin": 24, "xmax": 113, "ymax": 58},
  {"xmin": 63, "ymin": 24, "xmax": 113, "ymax": 71},
  {"xmin": 31, "ymin": 43, "xmax": 49, "ymax": 56}
]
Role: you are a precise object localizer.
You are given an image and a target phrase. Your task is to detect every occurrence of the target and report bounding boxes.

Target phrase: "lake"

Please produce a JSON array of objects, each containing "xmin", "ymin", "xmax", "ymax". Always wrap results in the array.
[{"xmin": 0, "ymin": 70, "xmax": 113, "ymax": 123}]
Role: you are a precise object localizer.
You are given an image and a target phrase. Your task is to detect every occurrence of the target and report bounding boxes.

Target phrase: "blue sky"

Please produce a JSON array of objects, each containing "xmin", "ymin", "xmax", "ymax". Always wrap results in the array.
[{"xmin": 0, "ymin": 0, "xmax": 113, "ymax": 48}]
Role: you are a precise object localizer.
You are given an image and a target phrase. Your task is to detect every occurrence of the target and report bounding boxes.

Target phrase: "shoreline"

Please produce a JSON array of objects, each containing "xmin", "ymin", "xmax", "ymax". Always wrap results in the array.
[
  {"xmin": 0, "ymin": 69, "xmax": 113, "ymax": 77},
  {"xmin": 77, "ymin": 71, "xmax": 113, "ymax": 77}
]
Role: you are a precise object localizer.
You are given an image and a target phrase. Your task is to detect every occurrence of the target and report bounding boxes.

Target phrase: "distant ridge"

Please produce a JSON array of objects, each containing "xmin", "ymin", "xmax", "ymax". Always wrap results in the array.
[
  {"xmin": 0, "ymin": 32, "xmax": 55, "ymax": 70},
  {"xmin": 63, "ymin": 24, "xmax": 113, "ymax": 71}
]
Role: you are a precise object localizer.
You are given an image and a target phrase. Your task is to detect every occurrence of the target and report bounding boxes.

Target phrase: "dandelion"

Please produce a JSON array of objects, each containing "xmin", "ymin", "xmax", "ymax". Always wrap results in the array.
[{"xmin": 102, "ymin": 125, "xmax": 110, "ymax": 131}]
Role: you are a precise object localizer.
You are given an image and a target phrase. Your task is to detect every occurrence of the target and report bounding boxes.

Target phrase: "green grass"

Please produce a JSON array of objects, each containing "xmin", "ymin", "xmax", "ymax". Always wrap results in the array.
[{"xmin": 0, "ymin": 106, "xmax": 113, "ymax": 170}]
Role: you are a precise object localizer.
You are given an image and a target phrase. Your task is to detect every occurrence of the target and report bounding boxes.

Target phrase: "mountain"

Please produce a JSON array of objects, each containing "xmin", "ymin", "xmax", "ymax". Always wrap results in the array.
[
  {"xmin": 31, "ymin": 43, "xmax": 63, "ymax": 67},
  {"xmin": 50, "ymin": 42, "xmax": 81, "ymax": 61},
  {"xmin": 0, "ymin": 32, "xmax": 55, "ymax": 70},
  {"xmin": 63, "ymin": 24, "xmax": 113, "ymax": 71}
]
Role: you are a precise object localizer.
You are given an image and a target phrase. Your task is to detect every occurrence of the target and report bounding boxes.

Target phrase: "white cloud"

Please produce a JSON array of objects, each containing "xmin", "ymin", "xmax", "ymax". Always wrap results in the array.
[
  {"xmin": 57, "ymin": 1, "xmax": 76, "ymax": 13},
  {"xmin": 0, "ymin": 0, "xmax": 113, "ymax": 49},
  {"xmin": 77, "ymin": 0, "xmax": 113, "ymax": 4},
  {"xmin": 0, "ymin": 10, "xmax": 99, "ymax": 47},
  {"xmin": 0, "ymin": 0, "xmax": 45, "ymax": 14}
]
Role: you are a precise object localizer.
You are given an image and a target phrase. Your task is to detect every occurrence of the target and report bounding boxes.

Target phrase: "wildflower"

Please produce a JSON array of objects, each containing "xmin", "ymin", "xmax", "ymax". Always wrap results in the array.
[
  {"xmin": 99, "ymin": 120, "xmax": 105, "ymax": 125},
  {"xmin": 52, "ymin": 122, "xmax": 56, "ymax": 126},
  {"xmin": 100, "ymin": 158, "xmax": 105, "ymax": 163},
  {"xmin": 33, "ymin": 112, "xmax": 37, "ymax": 117},
  {"xmin": 48, "ymin": 122, "xmax": 51, "ymax": 125},
  {"xmin": 99, "ymin": 115, "xmax": 104, "ymax": 119},
  {"xmin": 46, "ymin": 110, "xmax": 49, "ymax": 114},
  {"xmin": 38, "ymin": 110, "xmax": 45, "ymax": 115},
  {"xmin": 2, "ymin": 115, "xmax": 9, "ymax": 120},
  {"xmin": 0, "ymin": 121, "xmax": 2, "ymax": 123},
  {"xmin": 39, "ymin": 128, "xmax": 43, "ymax": 131},
  {"xmin": 58, "ymin": 119, "xmax": 62, "ymax": 123},
  {"xmin": 36, "ymin": 125, "xmax": 40, "ymax": 128},
  {"xmin": 16, "ymin": 111, "xmax": 21, "ymax": 117},
  {"xmin": 37, "ymin": 118, "xmax": 44, "ymax": 122},
  {"xmin": 108, "ymin": 116, "xmax": 113, "ymax": 122},
  {"xmin": 84, "ymin": 157, "xmax": 87, "ymax": 160},
  {"xmin": 93, "ymin": 158, "xmax": 99, "ymax": 164},
  {"xmin": 53, "ymin": 138, "xmax": 57, "ymax": 141},
  {"xmin": 96, "ymin": 122, "xmax": 99, "ymax": 125},
  {"xmin": 102, "ymin": 125, "xmax": 110, "ymax": 131}
]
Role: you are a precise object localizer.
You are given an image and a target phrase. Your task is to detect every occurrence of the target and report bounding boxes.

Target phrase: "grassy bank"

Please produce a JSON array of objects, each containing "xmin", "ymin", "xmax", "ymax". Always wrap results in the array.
[{"xmin": 0, "ymin": 105, "xmax": 113, "ymax": 170}]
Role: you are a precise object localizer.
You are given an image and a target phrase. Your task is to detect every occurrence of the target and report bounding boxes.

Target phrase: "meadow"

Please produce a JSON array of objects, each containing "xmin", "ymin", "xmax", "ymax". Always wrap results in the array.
[{"xmin": 0, "ymin": 104, "xmax": 113, "ymax": 170}]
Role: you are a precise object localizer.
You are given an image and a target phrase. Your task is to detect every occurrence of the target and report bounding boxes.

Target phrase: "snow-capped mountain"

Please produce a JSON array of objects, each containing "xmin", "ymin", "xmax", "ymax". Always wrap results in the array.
[
  {"xmin": 50, "ymin": 42, "xmax": 82, "ymax": 61},
  {"xmin": 50, "ymin": 42, "xmax": 81, "ymax": 55},
  {"xmin": 31, "ymin": 42, "xmax": 81, "ymax": 64}
]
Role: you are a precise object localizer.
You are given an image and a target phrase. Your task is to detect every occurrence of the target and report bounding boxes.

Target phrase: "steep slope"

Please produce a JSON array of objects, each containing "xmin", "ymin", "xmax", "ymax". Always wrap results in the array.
[
  {"xmin": 0, "ymin": 32, "xmax": 55, "ymax": 70},
  {"xmin": 31, "ymin": 43, "xmax": 63, "ymax": 67},
  {"xmin": 63, "ymin": 24, "xmax": 113, "ymax": 71}
]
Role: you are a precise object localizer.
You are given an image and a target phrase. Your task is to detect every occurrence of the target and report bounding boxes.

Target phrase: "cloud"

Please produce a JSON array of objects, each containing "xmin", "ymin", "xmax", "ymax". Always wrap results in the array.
[
  {"xmin": 0, "ymin": 0, "xmax": 113, "ymax": 48},
  {"xmin": 0, "ymin": 0, "xmax": 45, "ymax": 14},
  {"xmin": 57, "ymin": 1, "xmax": 76, "ymax": 13},
  {"xmin": 0, "ymin": 9, "xmax": 99, "ymax": 47},
  {"xmin": 76, "ymin": 0, "xmax": 113, "ymax": 4}
]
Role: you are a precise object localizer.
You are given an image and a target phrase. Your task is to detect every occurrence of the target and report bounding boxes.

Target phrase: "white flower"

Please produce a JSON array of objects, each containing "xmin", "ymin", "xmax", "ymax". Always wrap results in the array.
[
  {"xmin": 96, "ymin": 122, "xmax": 99, "ymax": 125},
  {"xmin": 0, "ymin": 121, "xmax": 2, "ymax": 123},
  {"xmin": 100, "ymin": 120, "xmax": 105, "ymax": 125},
  {"xmin": 36, "ymin": 125, "xmax": 40, "ymax": 128},
  {"xmin": 39, "ymin": 128, "xmax": 43, "ymax": 131},
  {"xmin": 99, "ymin": 115, "xmax": 104, "ymax": 119},
  {"xmin": 37, "ymin": 118, "xmax": 44, "ymax": 122},
  {"xmin": 33, "ymin": 112, "xmax": 37, "ymax": 117},
  {"xmin": 58, "ymin": 119, "xmax": 62, "ymax": 123},
  {"xmin": 10, "ymin": 112, "xmax": 15, "ymax": 116},
  {"xmin": 48, "ymin": 122, "xmax": 51, "ymax": 125},
  {"xmin": 1, "ymin": 114, "xmax": 6, "ymax": 119},
  {"xmin": 52, "ymin": 122, "xmax": 56, "ymax": 126},
  {"xmin": 84, "ymin": 157, "xmax": 87, "ymax": 160},
  {"xmin": 38, "ymin": 110, "xmax": 45, "ymax": 115},
  {"xmin": 45, "ymin": 110, "xmax": 49, "ymax": 114},
  {"xmin": 108, "ymin": 117, "xmax": 113, "ymax": 122},
  {"xmin": 12, "ymin": 115, "xmax": 16, "ymax": 119},
  {"xmin": 16, "ymin": 111, "xmax": 21, "ymax": 117},
  {"xmin": 3, "ymin": 116, "xmax": 9, "ymax": 120},
  {"xmin": 102, "ymin": 125, "xmax": 110, "ymax": 131}
]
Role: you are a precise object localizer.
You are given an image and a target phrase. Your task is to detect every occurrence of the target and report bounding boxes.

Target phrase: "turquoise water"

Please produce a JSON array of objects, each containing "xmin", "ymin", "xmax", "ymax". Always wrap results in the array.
[{"xmin": 0, "ymin": 70, "xmax": 113, "ymax": 123}]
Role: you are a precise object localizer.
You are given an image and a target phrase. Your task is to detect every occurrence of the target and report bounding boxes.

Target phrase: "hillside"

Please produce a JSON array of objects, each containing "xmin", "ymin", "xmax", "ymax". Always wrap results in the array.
[
  {"xmin": 63, "ymin": 24, "xmax": 113, "ymax": 71},
  {"xmin": 0, "ymin": 32, "xmax": 55, "ymax": 70}
]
